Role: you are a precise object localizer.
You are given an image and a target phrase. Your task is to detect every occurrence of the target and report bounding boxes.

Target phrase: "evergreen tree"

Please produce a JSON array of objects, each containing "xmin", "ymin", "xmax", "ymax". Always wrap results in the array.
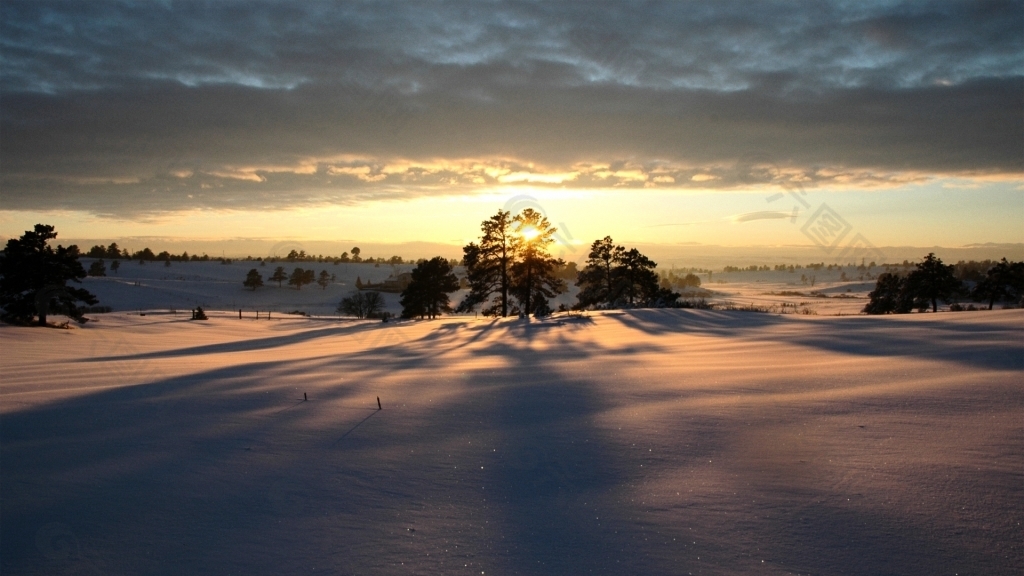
[
  {"xmin": 972, "ymin": 258, "xmax": 1024, "ymax": 309},
  {"xmin": 110, "ymin": 260, "xmax": 120, "ymax": 275},
  {"xmin": 905, "ymin": 253, "xmax": 962, "ymax": 312},
  {"xmin": 270, "ymin": 266, "xmax": 288, "ymax": 287},
  {"xmin": 576, "ymin": 236, "xmax": 623, "ymax": 308},
  {"xmin": 575, "ymin": 239, "xmax": 677, "ymax": 309},
  {"xmin": 317, "ymin": 270, "xmax": 331, "ymax": 290},
  {"xmin": 88, "ymin": 259, "xmax": 107, "ymax": 277},
  {"xmin": 457, "ymin": 210, "xmax": 518, "ymax": 316},
  {"xmin": 508, "ymin": 209, "xmax": 566, "ymax": 315},
  {"xmin": 244, "ymin": 268, "xmax": 264, "ymax": 291},
  {"xmin": 864, "ymin": 272, "xmax": 913, "ymax": 314},
  {"xmin": 401, "ymin": 256, "xmax": 460, "ymax": 319},
  {"xmin": 288, "ymin": 267, "xmax": 315, "ymax": 289},
  {"xmin": 615, "ymin": 248, "xmax": 660, "ymax": 307},
  {"xmin": 0, "ymin": 224, "xmax": 98, "ymax": 325}
]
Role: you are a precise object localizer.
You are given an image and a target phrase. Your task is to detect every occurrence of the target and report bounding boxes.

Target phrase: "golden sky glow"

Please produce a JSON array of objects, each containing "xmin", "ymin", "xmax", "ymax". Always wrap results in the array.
[{"xmin": 1, "ymin": 2, "xmax": 1021, "ymax": 257}]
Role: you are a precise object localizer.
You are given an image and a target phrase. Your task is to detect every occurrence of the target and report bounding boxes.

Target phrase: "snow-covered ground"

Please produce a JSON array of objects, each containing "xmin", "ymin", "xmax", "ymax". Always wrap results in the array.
[
  {"xmin": 2, "ymin": 306, "xmax": 1021, "ymax": 574},
  {"xmin": 75, "ymin": 259, "xmax": 894, "ymax": 318},
  {"xmin": 75, "ymin": 259, "xmax": 582, "ymax": 317}
]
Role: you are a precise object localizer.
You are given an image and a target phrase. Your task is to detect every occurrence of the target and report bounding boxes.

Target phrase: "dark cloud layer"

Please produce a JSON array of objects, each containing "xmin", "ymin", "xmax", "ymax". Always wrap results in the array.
[{"xmin": 1, "ymin": 1, "xmax": 1021, "ymax": 215}]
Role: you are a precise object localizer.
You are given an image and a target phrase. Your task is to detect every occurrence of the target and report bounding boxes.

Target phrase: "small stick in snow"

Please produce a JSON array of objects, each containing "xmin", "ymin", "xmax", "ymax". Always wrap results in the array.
[
  {"xmin": 377, "ymin": 396, "xmax": 382, "ymax": 410},
  {"xmin": 304, "ymin": 392, "xmax": 308, "ymax": 401}
]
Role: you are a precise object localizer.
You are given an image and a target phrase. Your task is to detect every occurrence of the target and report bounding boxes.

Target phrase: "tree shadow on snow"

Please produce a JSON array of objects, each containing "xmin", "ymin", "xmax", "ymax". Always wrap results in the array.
[{"xmin": 607, "ymin": 309, "xmax": 1023, "ymax": 371}]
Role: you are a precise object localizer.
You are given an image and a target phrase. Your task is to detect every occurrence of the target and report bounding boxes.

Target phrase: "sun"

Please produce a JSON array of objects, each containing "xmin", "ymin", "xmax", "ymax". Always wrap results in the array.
[{"xmin": 518, "ymin": 225, "xmax": 540, "ymax": 241}]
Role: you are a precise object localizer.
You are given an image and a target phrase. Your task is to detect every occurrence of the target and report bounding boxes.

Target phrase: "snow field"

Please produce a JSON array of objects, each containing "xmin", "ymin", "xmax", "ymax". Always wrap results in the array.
[{"xmin": 1, "ymin": 309, "xmax": 1021, "ymax": 575}]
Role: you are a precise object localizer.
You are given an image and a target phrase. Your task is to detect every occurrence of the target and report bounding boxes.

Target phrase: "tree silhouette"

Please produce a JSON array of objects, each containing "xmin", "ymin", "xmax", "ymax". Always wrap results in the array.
[
  {"xmin": 575, "ymin": 238, "xmax": 677, "ymax": 309},
  {"xmin": 905, "ymin": 253, "xmax": 962, "ymax": 312},
  {"xmin": 508, "ymin": 209, "xmax": 565, "ymax": 316},
  {"xmin": 401, "ymin": 256, "xmax": 460, "ymax": 319},
  {"xmin": 288, "ymin": 267, "xmax": 314, "ymax": 289},
  {"xmin": 88, "ymin": 259, "xmax": 107, "ymax": 277},
  {"xmin": 576, "ymin": 236, "xmax": 623, "ymax": 308},
  {"xmin": 615, "ymin": 248, "xmax": 661, "ymax": 306},
  {"xmin": 338, "ymin": 290, "xmax": 384, "ymax": 318},
  {"xmin": 457, "ymin": 210, "xmax": 517, "ymax": 316},
  {"xmin": 0, "ymin": 224, "xmax": 98, "ymax": 326},
  {"xmin": 351, "ymin": 247, "xmax": 362, "ymax": 263},
  {"xmin": 864, "ymin": 272, "xmax": 914, "ymax": 314},
  {"xmin": 110, "ymin": 260, "xmax": 120, "ymax": 275},
  {"xmin": 972, "ymin": 258, "xmax": 1024, "ymax": 309},
  {"xmin": 270, "ymin": 266, "xmax": 288, "ymax": 287},
  {"xmin": 317, "ymin": 270, "xmax": 331, "ymax": 290},
  {"xmin": 244, "ymin": 268, "xmax": 264, "ymax": 291}
]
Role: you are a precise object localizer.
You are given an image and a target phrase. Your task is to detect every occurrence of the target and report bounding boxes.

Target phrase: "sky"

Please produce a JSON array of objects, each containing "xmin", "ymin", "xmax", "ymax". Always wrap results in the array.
[{"xmin": 1, "ymin": 1, "xmax": 1022, "ymax": 260}]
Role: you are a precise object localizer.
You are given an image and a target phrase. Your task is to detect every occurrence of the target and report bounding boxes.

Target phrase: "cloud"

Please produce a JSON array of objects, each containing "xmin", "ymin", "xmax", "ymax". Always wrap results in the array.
[
  {"xmin": 731, "ymin": 211, "xmax": 793, "ymax": 223},
  {"xmin": 1, "ymin": 1, "xmax": 1021, "ymax": 216}
]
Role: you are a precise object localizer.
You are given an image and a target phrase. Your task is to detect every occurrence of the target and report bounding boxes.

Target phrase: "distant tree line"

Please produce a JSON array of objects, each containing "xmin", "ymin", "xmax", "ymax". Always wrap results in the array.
[
  {"xmin": 86, "ymin": 243, "xmax": 461, "ymax": 267},
  {"xmin": 244, "ymin": 267, "xmax": 335, "ymax": 291},
  {"xmin": 864, "ymin": 254, "xmax": 1024, "ymax": 313},
  {"xmin": 7, "ymin": 224, "xmax": 1023, "ymax": 327}
]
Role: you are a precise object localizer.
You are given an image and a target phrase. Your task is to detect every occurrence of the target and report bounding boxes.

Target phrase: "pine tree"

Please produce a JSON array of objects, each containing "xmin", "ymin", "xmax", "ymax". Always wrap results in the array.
[
  {"xmin": 244, "ymin": 268, "xmax": 264, "ymax": 291},
  {"xmin": 317, "ymin": 270, "xmax": 331, "ymax": 290},
  {"xmin": 110, "ymin": 260, "xmax": 120, "ymax": 275},
  {"xmin": 88, "ymin": 259, "xmax": 107, "ymax": 277},
  {"xmin": 615, "ymin": 248, "xmax": 660, "ymax": 307},
  {"xmin": 905, "ymin": 253, "xmax": 962, "ymax": 312},
  {"xmin": 457, "ymin": 210, "xmax": 518, "ymax": 316},
  {"xmin": 972, "ymin": 258, "xmax": 1024, "ymax": 309},
  {"xmin": 508, "ymin": 209, "xmax": 565, "ymax": 316},
  {"xmin": 575, "ymin": 239, "xmax": 676, "ymax": 309},
  {"xmin": 270, "ymin": 266, "xmax": 288, "ymax": 287},
  {"xmin": 288, "ymin": 267, "xmax": 315, "ymax": 289},
  {"xmin": 864, "ymin": 272, "xmax": 913, "ymax": 314},
  {"xmin": 0, "ymin": 224, "xmax": 98, "ymax": 325},
  {"xmin": 576, "ymin": 237, "xmax": 623, "ymax": 308},
  {"xmin": 401, "ymin": 256, "xmax": 460, "ymax": 319}
]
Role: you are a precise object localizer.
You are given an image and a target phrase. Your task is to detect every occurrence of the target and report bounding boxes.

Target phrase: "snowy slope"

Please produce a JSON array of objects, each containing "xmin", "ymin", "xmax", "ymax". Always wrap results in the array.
[{"xmin": 2, "ymin": 308, "xmax": 1021, "ymax": 574}]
